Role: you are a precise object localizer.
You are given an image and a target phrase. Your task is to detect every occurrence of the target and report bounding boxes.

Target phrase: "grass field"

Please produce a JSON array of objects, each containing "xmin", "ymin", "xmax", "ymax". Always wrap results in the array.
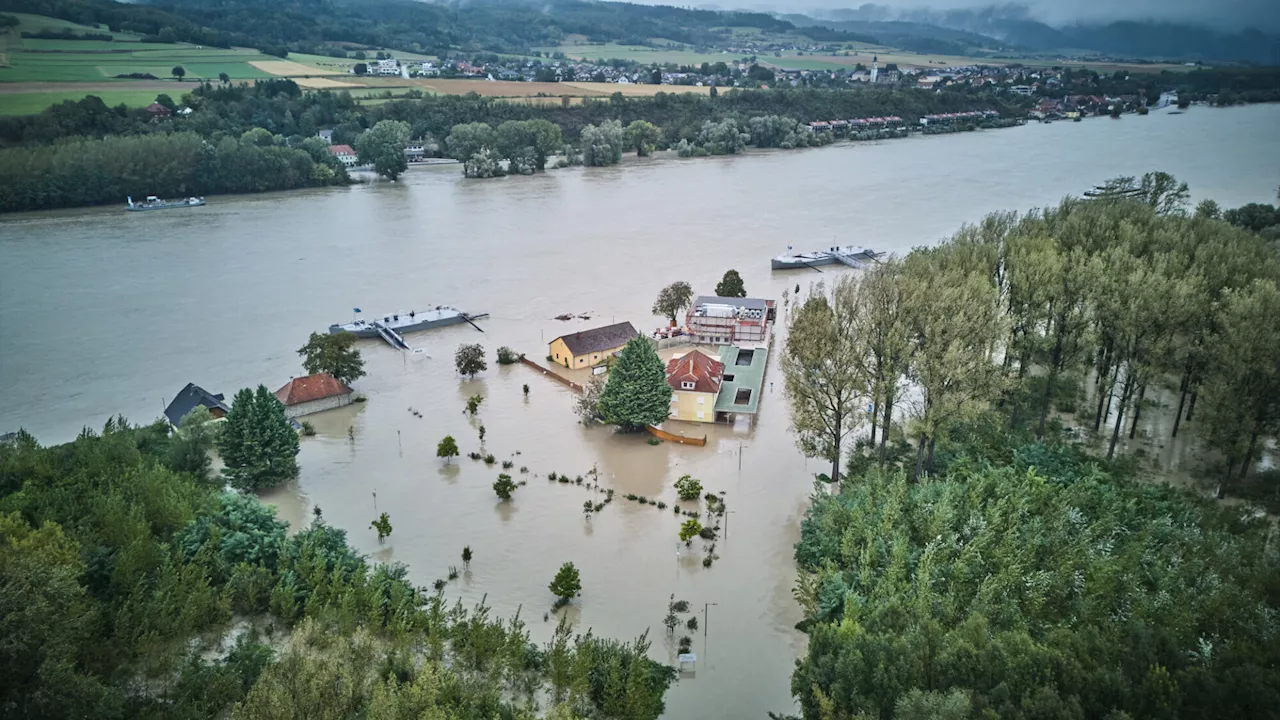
[
  {"xmin": 0, "ymin": 89, "xmax": 163, "ymax": 115},
  {"xmin": 536, "ymin": 43, "xmax": 748, "ymax": 67}
]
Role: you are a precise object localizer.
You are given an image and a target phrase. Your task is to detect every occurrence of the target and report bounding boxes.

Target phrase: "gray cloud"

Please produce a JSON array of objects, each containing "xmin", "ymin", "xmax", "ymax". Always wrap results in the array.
[{"xmin": 676, "ymin": 0, "xmax": 1280, "ymax": 32}]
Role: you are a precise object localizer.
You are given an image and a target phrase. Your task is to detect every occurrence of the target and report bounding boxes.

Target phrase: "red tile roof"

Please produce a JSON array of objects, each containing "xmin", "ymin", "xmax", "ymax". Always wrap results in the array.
[
  {"xmin": 274, "ymin": 373, "xmax": 353, "ymax": 406},
  {"xmin": 328, "ymin": 144, "xmax": 356, "ymax": 156},
  {"xmin": 665, "ymin": 350, "xmax": 725, "ymax": 394}
]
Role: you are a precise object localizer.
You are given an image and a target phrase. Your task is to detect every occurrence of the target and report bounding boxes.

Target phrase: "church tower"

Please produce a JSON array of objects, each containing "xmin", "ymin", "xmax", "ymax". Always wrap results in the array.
[{"xmin": 871, "ymin": 55, "xmax": 879, "ymax": 83}]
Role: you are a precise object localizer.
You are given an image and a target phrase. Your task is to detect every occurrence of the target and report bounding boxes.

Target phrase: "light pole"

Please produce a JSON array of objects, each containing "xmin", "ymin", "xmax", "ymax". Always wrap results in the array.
[
  {"xmin": 703, "ymin": 601, "xmax": 718, "ymax": 638},
  {"xmin": 724, "ymin": 510, "xmax": 736, "ymax": 539}
]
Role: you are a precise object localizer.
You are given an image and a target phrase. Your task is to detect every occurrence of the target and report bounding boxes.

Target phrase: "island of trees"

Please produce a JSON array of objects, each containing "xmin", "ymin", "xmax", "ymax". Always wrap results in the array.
[{"xmin": 782, "ymin": 173, "xmax": 1280, "ymax": 719}]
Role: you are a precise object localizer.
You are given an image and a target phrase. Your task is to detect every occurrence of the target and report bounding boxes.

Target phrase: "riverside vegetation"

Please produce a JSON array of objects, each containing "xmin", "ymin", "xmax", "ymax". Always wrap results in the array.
[
  {"xmin": 782, "ymin": 173, "xmax": 1280, "ymax": 719},
  {"xmin": 0, "ymin": 417, "xmax": 677, "ymax": 719},
  {"xmin": 0, "ymin": 81, "xmax": 1019, "ymax": 212}
]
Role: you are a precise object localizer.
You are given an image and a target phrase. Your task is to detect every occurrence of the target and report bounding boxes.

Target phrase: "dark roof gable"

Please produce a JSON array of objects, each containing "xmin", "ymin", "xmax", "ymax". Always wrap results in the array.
[
  {"xmin": 553, "ymin": 322, "xmax": 639, "ymax": 357},
  {"xmin": 163, "ymin": 383, "xmax": 228, "ymax": 426}
]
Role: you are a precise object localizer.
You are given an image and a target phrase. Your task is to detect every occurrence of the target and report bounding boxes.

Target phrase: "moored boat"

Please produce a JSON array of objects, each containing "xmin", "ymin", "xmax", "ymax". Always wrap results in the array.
[
  {"xmin": 771, "ymin": 245, "xmax": 878, "ymax": 270},
  {"xmin": 329, "ymin": 306, "xmax": 489, "ymax": 337},
  {"xmin": 126, "ymin": 195, "xmax": 206, "ymax": 211}
]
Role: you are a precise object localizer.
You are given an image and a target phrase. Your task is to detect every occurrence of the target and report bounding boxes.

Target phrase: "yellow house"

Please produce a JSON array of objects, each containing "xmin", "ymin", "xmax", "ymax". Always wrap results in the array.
[
  {"xmin": 665, "ymin": 349, "xmax": 725, "ymax": 423},
  {"xmin": 549, "ymin": 322, "xmax": 638, "ymax": 369}
]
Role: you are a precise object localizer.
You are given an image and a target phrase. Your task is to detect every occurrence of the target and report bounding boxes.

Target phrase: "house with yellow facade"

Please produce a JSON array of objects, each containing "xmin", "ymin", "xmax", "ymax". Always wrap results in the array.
[
  {"xmin": 665, "ymin": 349, "xmax": 725, "ymax": 423},
  {"xmin": 549, "ymin": 322, "xmax": 638, "ymax": 369}
]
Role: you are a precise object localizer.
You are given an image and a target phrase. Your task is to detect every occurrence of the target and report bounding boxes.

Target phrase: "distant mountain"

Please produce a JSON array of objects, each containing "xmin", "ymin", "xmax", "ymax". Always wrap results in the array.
[{"xmin": 799, "ymin": 5, "xmax": 1280, "ymax": 65}]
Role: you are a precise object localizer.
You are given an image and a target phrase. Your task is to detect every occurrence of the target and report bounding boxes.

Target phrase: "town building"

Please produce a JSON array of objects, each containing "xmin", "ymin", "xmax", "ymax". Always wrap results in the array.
[
  {"xmin": 163, "ymin": 383, "xmax": 229, "ymax": 428},
  {"xmin": 665, "ymin": 349, "xmax": 725, "ymax": 423},
  {"xmin": 685, "ymin": 296, "xmax": 776, "ymax": 346},
  {"xmin": 370, "ymin": 58, "xmax": 400, "ymax": 76},
  {"xmin": 713, "ymin": 345, "xmax": 767, "ymax": 420},
  {"xmin": 549, "ymin": 322, "xmax": 638, "ymax": 369},
  {"xmin": 317, "ymin": 128, "xmax": 334, "ymax": 144},
  {"xmin": 327, "ymin": 144, "xmax": 358, "ymax": 166},
  {"xmin": 146, "ymin": 102, "xmax": 172, "ymax": 118},
  {"xmin": 274, "ymin": 373, "xmax": 354, "ymax": 418}
]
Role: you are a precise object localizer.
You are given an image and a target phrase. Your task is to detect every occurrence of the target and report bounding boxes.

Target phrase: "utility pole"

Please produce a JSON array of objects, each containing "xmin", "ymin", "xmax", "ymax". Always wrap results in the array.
[
  {"xmin": 703, "ymin": 601, "xmax": 718, "ymax": 638},
  {"xmin": 724, "ymin": 510, "xmax": 736, "ymax": 539}
]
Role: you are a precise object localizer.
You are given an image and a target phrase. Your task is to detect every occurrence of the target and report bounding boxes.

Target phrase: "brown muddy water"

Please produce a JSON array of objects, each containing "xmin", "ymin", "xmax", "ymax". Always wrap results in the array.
[{"xmin": 2, "ymin": 103, "xmax": 1279, "ymax": 718}]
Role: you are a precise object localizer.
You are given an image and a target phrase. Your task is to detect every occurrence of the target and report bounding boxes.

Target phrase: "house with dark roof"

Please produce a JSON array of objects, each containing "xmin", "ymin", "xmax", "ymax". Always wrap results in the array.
[
  {"xmin": 665, "ymin": 350, "xmax": 725, "ymax": 423},
  {"xmin": 549, "ymin": 321, "xmax": 638, "ymax": 369},
  {"xmin": 274, "ymin": 373, "xmax": 354, "ymax": 418},
  {"xmin": 163, "ymin": 383, "xmax": 230, "ymax": 428}
]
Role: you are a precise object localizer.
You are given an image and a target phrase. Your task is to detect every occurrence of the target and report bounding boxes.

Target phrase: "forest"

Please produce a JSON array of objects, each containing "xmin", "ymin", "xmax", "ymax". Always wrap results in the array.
[
  {"xmin": 782, "ymin": 175, "xmax": 1280, "ymax": 719},
  {"xmin": 0, "ymin": 418, "xmax": 676, "ymax": 718}
]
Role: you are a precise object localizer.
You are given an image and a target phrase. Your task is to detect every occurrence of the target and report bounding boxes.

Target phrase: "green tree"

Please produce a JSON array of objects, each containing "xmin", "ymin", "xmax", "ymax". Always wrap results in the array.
[
  {"xmin": 624, "ymin": 120, "xmax": 661, "ymax": 156},
  {"xmin": 436, "ymin": 435, "xmax": 458, "ymax": 463},
  {"xmin": 782, "ymin": 280, "xmax": 865, "ymax": 484},
  {"xmin": 678, "ymin": 518, "xmax": 702, "ymax": 544},
  {"xmin": 674, "ymin": 474, "xmax": 702, "ymax": 501},
  {"xmin": 855, "ymin": 259, "xmax": 912, "ymax": 462},
  {"xmin": 154, "ymin": 92, "xmax": 177, "ymax": 111},
  {"xmin": 651, "ymin": 281, "xmax": 693, "ymax": 324},
  {"xmin": 371, "ymin": 512, "xmax": 392, "ymax": 540},
  {"xmin": 597, "ymin": 337, "xmax": 672, "ymax": 431},
  {"xmin": 355, "ymin": 119, "xmax": 410, "ymax": 180},
  {"xmin": 455, "ymin": 344, "xmax": 487, "ymax": 379},
  {"xmin": 580, "ymin": 119, "xmax": 624, "ymax": 166},
  {"xmin": 493, "ymin": 473, "xmax": 516, "ymax": 500},
  {"xmin": 217, "ymin": 385, "xmax": 300, "ymax": 491},
  {"xmin": 465, "ymin": 394, "xmax": 484, "ymax": 415},
  {"xmin": 172, "ymin": 65, "xmax": 185, "ymax": 81},
  {"xmin": 296, "ymin": 331, "xmax": 366, "ymax": 385},
  {"xmin": 575, "ymin": 374, "xmax": 606, "ymax": 424},
  {"xmin": 493, "ymin": 119, "xmax": 562, "ymax": 170},
  {"xmin": 714, "ymin": 269, "xmax": 746, "ymax": 298},
  {"xmin": 218, "ymin": 71, "xmax": 230, "ymax": 84},
  {"xmin": 353, "ymin": 62, "xmax": 367, "ymax": 75},
  {"xmin": 446, "ymin": 122, "xmax": 495, "ymax": 161},
  {"xmin": 461, "ymin": 545, "xmax": 472, "ymax": 568},
  {"xmin": 548, "ymin": 562, "xmax": 581, "ymax": 602},
  {"xmin": 166, "ymin": 406, "xmax": 218, "ymax": 483}
]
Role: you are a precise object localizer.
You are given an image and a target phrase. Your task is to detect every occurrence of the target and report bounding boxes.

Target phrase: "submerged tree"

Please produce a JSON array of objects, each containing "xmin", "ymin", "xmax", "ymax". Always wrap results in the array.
[
  {"xmin": 355, "ymin": 119, "xmax": 411, "ymax": 181},
  {"xmin": 548, "ymin": 562, "xmax": 582, "ymax": 603},
  {"xmin": 370, "ymin": 512, "xmax": 392, "ymax": 540},
  {"xmin": 624, "ymin": 119, "xmax": 661, "ymax": 157},
  {"xmin": 714, "ymin": 269, "xmax": 747, "ymax": 298},
  {"xmin": 597, "ymin": 337, "xmax": 672, "ymax": 431},
  {"xmin": 651, "ymin": 281, "xmax": 693, "ymax": 325},
  {"xmin": 493, "ymin": 473, "xmax": 516, "ymax": 500},
  {"xmin": 575, "ymin": 374, "xmax": 606, "ymax": 424},
  {"xmin": 436, "ymin": 435, "xmax": 459, "ymax": 463},
  {"xmin": 297, "ymin": 331, "xmax": 365, "ymax": 385},
  {"xmin": 782, "ymin": 280, "xmax": 865, "ymax": 484},
  {"xmin": 217, "ymin": 385, "xmax": 300, "ymax": 491},
  {"xmin": 455, "ymin": 344, "xmax": 487, "ymax": 379}
]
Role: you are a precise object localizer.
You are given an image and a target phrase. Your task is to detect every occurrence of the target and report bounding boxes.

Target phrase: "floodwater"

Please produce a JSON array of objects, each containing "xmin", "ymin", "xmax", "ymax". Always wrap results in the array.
[{"xmin": 3, "ymin": 103, "xmax": 1279, "ymax": 718}]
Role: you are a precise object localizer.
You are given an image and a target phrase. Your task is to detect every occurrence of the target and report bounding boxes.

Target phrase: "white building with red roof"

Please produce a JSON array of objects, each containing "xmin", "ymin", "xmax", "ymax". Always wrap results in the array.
[{"xmin": 327, "ymin": 144, "xmax": 358, "ymax": 166}]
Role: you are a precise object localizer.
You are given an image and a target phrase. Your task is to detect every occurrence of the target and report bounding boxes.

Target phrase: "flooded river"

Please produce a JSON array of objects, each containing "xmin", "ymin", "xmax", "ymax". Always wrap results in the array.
[{"xmin": 3, "ymin": 103, "xmax": 1279, "ymax": 717}]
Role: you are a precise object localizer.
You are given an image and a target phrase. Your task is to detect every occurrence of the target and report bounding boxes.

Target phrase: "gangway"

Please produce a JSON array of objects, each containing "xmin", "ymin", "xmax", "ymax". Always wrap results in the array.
[
  {"xmin": 372, "ymin": 321, "xmax": 412, "ymax": 350},
  {"xmin": 830, "ymin": 250, "xmax": 876, "ymax": 268}
]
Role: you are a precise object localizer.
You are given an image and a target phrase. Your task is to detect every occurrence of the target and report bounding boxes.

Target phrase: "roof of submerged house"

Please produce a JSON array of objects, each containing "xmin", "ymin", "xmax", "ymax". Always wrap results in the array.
[
  {"xmin": 274, "ymin": 373, "xmax": 353, "ymax": 406},
  {"xmin": 665, "ymin": 350, "xmax": 725, "ymax": 394},
  {"xmin": 552, "ymin": 321, "xmax": 639, "ymax": 356},
  {"xmin": 163, "ymin": 383, "xmax": 229, "ymax": 426}
]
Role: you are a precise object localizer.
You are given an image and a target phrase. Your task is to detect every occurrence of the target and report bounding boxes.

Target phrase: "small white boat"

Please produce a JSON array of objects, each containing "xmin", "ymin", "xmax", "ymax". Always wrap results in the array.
[{"xmin": 771, "ymin": 245, "xmax": 878, "ymax": 270}]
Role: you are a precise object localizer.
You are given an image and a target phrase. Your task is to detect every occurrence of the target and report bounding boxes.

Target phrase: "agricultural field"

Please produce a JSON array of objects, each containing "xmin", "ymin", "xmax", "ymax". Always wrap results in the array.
[
  {"xmin": 559, "ymin": 81, "xmax": 713, "ymax": 97},
  {"xmin": 536, "ymin": 42, "xmax": 750, "ymax": 68},
  {"xmin": 0, "ymin": 89, "xmax": 162, "ymax": 115}
]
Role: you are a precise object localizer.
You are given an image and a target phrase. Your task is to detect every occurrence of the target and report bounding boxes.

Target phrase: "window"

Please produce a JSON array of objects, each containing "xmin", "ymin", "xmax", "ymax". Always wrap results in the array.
[
  {"xmin": 723, "ymin": 374, "xmax": 735, "ymax": 382},
  {"xmin": 734, "ymin": 388, "xmax": 752, "ymax": 405},
  {"xmin": 696, "ymin": 411, "xmax": 705, "ymax": 419},
  {"xmin": 681, "ymin": 381, "xmax": 695, "ymax": 390},
  {"xmin": 696, "ymin": 396, "xmax": 705, "ymax": 405}
]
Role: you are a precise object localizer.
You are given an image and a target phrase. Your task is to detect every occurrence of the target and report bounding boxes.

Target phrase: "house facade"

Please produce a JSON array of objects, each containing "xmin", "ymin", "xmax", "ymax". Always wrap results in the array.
[
  {"xmin": 665, "ymin": 350, "xmax": 724, "ymax": 423},
  {"xmin": 685, "ymin": 296, "xmax": 776, "ymax": 345},
  {"xmin": 549, "ymin": 322, "xmax": 638, "ymax": 368},
  {"xmin": 327, "ymin": 144, "xmax": 358, "ymax": 166},
  {"xmin": 274, "ymin": 373, "xmax": 354, "ymax": 418}
]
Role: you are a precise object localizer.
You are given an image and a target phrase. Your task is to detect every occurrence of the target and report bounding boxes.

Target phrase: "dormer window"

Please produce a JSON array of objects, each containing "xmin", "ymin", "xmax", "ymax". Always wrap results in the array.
[{"xmin": 681, "ymin": 381, "xmax": 695, "ymax": 390}]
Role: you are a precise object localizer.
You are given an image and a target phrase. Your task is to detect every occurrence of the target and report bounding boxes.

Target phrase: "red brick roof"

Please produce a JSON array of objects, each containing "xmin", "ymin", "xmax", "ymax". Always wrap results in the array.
[
  {"xmin": 328, "ymin": 144, "xmax": 356, "ymax": 156},
  {"xmin": 665, "ymin": 350, "xmax": 725, "ymax": 394},
  {"xmin": 274, "ymin": 373, "xmax": 353, "ymax": 406}
]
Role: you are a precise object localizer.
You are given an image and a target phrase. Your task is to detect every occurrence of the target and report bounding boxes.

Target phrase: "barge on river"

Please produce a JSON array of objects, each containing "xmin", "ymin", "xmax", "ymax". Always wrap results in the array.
[
  {"xmin": 329, "ymin": 306, "xmax": 489, "ymax": 350},
  {"xmin": 771, "ymin": 245, "xmax": 879, "ymax": 270},
  {"xmin": 127, "ymin": 195, "xmax": 205, "ymax": 211}
]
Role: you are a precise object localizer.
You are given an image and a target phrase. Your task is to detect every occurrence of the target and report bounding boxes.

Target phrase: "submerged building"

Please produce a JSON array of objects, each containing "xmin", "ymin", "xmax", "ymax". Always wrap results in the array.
[{"xmin": 685, "ymin": 296, "xmax": 776, "ymax": 346}]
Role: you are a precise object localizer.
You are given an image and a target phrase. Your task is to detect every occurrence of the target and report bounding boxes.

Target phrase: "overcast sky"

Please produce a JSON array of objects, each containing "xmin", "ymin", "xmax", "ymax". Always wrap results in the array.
[{"xmin": 682, "ymin": 0, "xmax": 1279, "ymax": 31}]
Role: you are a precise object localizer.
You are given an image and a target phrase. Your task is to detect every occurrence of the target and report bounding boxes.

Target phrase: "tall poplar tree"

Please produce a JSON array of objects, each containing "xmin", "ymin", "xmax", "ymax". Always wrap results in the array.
[
  {"xmin": 597, "ymin": 337, "xmax": 672, "ymax": 431},
  {"xmin": 217, "ymin": 385, "xmax": 300, "ymax": 491}
]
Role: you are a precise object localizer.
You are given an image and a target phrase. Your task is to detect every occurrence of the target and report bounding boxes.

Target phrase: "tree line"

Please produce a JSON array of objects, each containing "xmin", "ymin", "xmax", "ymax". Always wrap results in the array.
[
  {"xmin": 0, "ymin": 415, "xmax": 676, "ymax": 718},
  {"xmin": 0, "ymin": 129, "xmax": 347, "ymax": 212},
  {"xmin": 782, "ymin": 172, "xmax": 1280, "ymax": 498},
  {"xmin": 781, "ymin": 173, "xmax": 1280, "ymax": 720}
]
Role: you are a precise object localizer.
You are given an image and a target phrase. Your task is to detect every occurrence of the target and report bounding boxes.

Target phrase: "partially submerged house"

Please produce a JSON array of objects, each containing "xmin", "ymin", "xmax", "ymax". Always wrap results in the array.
[
  {"xmin": 714, "ymin": 345, "xmax": 768, "ymax": 421},
  {"xmin": 549, "ymin": 322, "xmax": 638, "ymax": 369},
  {"xmin": 163, "ymin": 383, "xmax": 230, "ymax": 428},
  {"xmin": 274, "ymin": 373, "xmax": 354, "ymax": 418},
  {"xmin": 685, "ymin": 296, "xmax": 776, "ymax": 346},
  {"xmin": 665, "ymin": 349, "xmax": 725, "ymax": 423}
]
